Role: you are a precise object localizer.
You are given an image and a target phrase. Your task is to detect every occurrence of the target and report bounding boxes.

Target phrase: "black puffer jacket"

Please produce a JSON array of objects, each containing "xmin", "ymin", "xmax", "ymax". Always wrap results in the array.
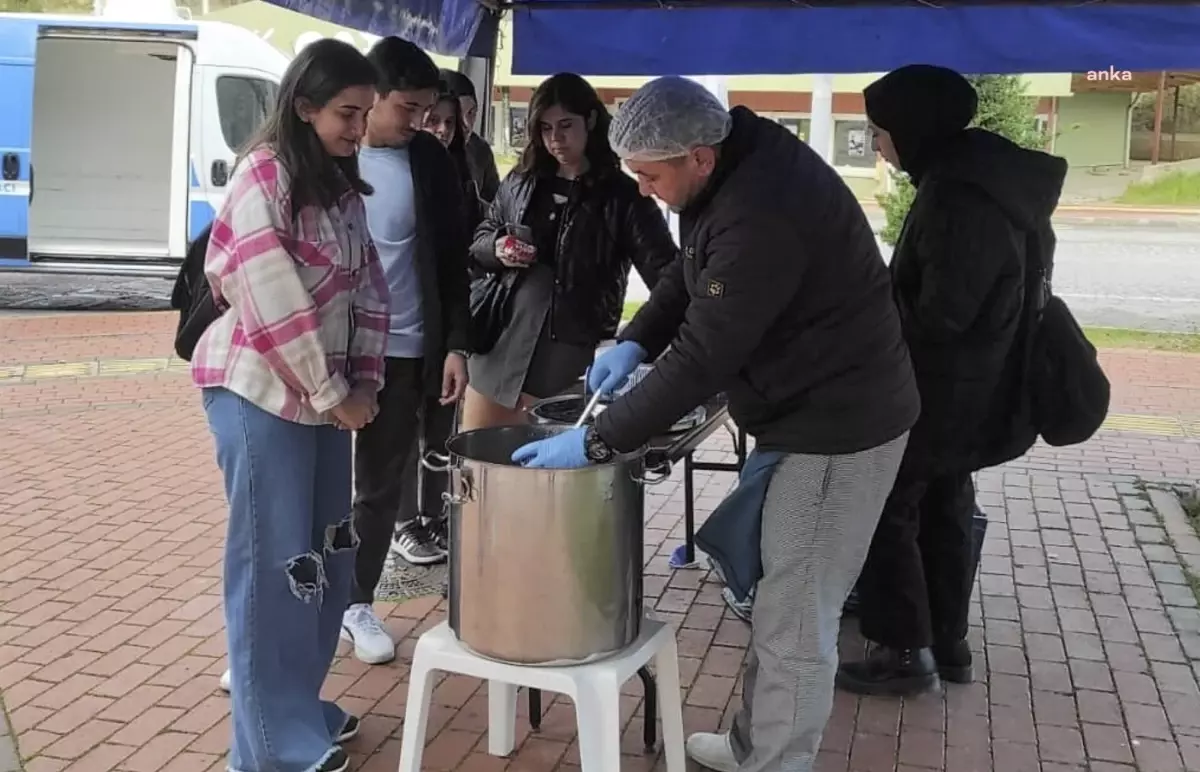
[
  {"xmin": 889, "ymin": 128, "xmax": 1067, "ymax": 473},
  {"xmin": 595, "ymin": 107, "xmax": 921, "ymax": 455},
  {"xmin": 470, "ymin": 166, "xmax": 678, "ymax": 346}
]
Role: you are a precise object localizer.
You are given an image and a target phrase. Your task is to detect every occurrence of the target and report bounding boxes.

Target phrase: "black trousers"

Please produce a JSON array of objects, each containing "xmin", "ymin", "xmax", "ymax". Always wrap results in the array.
[
  {"xmin": 350, "ymin": 357, "xmax": 454, "ymax": 606},
  {"xmin": 398, "ymin": 398, "xmax": 456, "ymax": 526},
  {"xmin": 857, "ymin": 459, "xmax": 976, "ymax": 651}
]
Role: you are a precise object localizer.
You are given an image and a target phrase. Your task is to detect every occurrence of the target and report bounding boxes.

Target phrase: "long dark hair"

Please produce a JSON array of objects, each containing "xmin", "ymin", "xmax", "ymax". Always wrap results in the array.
[
  {"xmin": 433, "ymin": 89, "xmax": 485, "ymax": 229},
  {"xmin": 243, "ymin": 38, "xmax": 376, "ymax": 215},
  {"xmin": 515, "ymin": 73, "xmax": 618, "ymax": 177}
]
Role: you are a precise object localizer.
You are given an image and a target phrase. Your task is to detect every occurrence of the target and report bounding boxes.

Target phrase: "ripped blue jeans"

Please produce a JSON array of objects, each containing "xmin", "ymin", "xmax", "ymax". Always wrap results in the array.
[{"xmin": 203, "ymin": 388, "xmax": 358, "ymax": 772}]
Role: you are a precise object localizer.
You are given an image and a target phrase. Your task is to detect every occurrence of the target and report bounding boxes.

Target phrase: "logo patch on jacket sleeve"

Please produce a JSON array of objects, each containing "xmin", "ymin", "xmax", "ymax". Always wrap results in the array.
[{"xmin": 706, "ymin": 279, "xmax": 725, "ymax": 298}]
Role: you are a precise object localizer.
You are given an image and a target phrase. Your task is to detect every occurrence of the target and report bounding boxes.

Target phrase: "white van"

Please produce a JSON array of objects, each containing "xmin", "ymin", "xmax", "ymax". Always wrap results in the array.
[{"xmin": 0, "ymin": 7, "xmax": 288, "ymax": 277}]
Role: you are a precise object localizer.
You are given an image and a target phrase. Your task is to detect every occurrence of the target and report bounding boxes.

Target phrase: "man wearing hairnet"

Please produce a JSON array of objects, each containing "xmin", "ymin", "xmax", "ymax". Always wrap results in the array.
[{"xmin": 512, "ymin": 76, "xmax": 921, "ymax": 771}]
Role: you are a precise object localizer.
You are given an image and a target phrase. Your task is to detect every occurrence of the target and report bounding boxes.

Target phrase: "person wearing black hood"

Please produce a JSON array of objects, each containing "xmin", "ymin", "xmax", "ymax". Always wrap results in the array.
[{"xmin": 836, "ymin": 65, "xmax": 1067, "ymax": 697}]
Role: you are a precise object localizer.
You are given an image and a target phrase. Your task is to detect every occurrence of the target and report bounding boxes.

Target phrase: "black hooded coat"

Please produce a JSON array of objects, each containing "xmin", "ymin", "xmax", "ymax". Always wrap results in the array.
[{"xmin": 865, "ymin": 66, "xmax": 1069, "ymax": 474}]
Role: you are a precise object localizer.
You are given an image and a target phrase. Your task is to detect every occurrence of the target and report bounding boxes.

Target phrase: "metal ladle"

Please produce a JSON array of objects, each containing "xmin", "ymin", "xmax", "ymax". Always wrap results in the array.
[{"xmin": 573, "ymin": 388, "xmax": 606, "ymax": 429}]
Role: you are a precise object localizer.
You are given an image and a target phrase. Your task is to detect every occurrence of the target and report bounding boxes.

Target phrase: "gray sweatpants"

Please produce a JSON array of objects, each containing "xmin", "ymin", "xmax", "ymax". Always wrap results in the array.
[{"xmin": 730, "ymin": 433, "xmax": 908, "ymax": 772}]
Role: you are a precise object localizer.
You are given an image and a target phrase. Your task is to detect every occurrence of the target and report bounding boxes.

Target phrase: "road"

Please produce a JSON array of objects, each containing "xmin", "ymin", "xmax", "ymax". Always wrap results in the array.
[
  {"xmin": 1, "ymin": 221, "xmax": 1198, "ymax": 333},
  {"xmin": 629, "ymin": 220, "xmax": 1200, "ymax": 334},
  {"xmin": 1049, "ymin": 224, "xmax": 1200, "ymax": 333}
]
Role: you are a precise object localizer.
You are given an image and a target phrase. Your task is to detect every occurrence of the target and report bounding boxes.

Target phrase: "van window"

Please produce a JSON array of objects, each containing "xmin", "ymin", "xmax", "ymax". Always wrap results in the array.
[{"xmin": 216, "ymin": 76, "xmax": 277, "ymax": 152}]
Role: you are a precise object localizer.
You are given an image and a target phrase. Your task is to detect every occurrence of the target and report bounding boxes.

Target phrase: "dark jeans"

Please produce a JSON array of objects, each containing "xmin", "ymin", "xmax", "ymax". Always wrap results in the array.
[
  {"xmin": 351, "ymin": 358, "xmax": 427, "ymax": 606},
  {"xmin": 856, "ymin": 461, "xmax": 976, "ymax": 651}
]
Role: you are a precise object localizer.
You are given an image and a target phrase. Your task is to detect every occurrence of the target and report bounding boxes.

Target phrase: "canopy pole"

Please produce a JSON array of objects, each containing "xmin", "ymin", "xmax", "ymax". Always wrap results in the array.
[
  {"xmin": 808, "ymin": 74, "xmax": 835, "ymax": 165},
  {"xmin": 1171, "ymin": 84, "xmax": 1181, "ymax": 162},
  {"xmin": 1151, "ymin": 71, "xmax": 1166, "ymax": 165},
  {"xmin": 461, "ymin": 56, "xmax": 495, "ymax": 142},
  {"xmin": 1047, "ymin": 97, "xmax": 1058, "ymax": 154}
]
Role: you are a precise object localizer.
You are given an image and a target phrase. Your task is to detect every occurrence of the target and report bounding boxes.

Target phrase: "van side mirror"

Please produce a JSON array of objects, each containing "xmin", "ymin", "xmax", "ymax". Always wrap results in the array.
[{"xmin": 211, "ymin": 160, "xmax": 229, "ymax": 187}]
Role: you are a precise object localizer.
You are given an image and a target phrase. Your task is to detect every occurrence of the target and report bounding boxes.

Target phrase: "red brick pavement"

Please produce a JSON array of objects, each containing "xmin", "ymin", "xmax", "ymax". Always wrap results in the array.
[
  {"xmin": 1, "ymin": 312, "xmax": 1200, "ymax": 771},
  {"xmin": 0, "ymin": 312, "xmax": 175, "ymax": 367}
]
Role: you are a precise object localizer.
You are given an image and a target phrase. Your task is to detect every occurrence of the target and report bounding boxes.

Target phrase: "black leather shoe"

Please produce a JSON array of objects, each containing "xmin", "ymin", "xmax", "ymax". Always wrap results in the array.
[
  {"xmin": 933, "ymin": 639, "xmax": 974, "ymax": 684},
  {"xmin": 836, "ymin": 646, "xmax": 941, "ymax": 697},
  {"xmin": 842, "ymin": 588, "xmax": 860, "ymax": 617}
]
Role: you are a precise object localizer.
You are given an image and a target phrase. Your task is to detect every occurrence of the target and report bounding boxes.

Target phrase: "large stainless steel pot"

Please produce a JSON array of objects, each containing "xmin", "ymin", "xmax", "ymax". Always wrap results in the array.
[{"xmin": 424, "ymin": 424, "xmax": 668, "ymax": 666}]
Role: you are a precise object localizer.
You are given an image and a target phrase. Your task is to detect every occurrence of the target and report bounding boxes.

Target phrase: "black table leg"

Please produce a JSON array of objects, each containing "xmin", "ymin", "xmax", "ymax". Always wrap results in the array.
[
  {"xmin": 683, "ymin": 452, "xmax": 696, "ymax": 565},
  {"xmin": 682, "ymin": 426, "xmax": 749, "ymax": 567},
  {"xmin": 528, "ymin": 688, "xmax": 542, "ymax": 730},
  {"xmin": 637, "ymin": 666, "xmax": 657, "ymax": 752}
]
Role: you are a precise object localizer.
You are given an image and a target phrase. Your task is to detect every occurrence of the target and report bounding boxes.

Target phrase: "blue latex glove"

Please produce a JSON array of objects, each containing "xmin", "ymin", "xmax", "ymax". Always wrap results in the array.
[
  {"xmin": 587, "ymin": 341, "xmax": 647, "ymax": 395},
  {"xmin": 511, "ymin": 427, "xmax": 589, "ymax": 469}
]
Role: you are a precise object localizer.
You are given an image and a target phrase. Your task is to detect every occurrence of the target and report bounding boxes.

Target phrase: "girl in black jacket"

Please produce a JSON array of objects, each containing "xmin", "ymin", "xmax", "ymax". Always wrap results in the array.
[
  {"xmin": 461, "ymin": 72, "xmax": 677, "ymax": 429},
  {"xmin": 423, "ymin": 83, "xmax": 485, "ymax": 234}
]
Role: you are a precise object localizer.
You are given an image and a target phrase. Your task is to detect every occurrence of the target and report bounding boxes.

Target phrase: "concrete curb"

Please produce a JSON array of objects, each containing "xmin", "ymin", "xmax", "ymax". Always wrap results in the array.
[
  {"xmin": 1149, "ymin": 487, "xmax": 1200, "ymax": 578},
  {"xmin": 0, "ymin": 704, "xmax": 20, "ymax": 772},
  {"xmin": 1042, "ymin": 215, "xmax": 1200, "ymax": 229},
  {"xmin": 859, "ymin": 201, "xmax": 1200, "ymax": 229},
  {"xmin": 864, "ymin": 215, "xmax": 1200, "ymax": 236},
  {"xmin": 857, "ymin": 201, "xmax": 1200, "ymax": 217}
]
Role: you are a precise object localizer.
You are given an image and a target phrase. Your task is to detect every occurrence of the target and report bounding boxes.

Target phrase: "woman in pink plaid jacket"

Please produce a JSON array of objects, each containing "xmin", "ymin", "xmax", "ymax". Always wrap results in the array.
[{"xmin": 190, "ymin": 39, "xmax": 389, "ymax": 772}]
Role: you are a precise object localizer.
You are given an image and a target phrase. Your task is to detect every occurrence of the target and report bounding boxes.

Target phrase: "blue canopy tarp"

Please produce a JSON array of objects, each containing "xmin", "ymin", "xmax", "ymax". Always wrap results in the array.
[
  {"xmin": 509, "ymin": 1, "xmax": 1200, "ymax": 76},
  {"xmin": 265, "ymin": 0, "xmax": 498, "ymax": 57}
]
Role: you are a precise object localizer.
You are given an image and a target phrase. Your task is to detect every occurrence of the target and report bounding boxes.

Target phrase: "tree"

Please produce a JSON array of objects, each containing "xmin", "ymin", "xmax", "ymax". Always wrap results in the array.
[{"xmin": 877, "ymin": 74, "xmax": 1048, "ymax": 246}]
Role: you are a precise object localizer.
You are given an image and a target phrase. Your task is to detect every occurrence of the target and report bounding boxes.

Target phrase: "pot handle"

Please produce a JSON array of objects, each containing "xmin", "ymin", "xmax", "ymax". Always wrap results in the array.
[
  {"xmin": 634, "ymin": 459, "xmax": 673, "ymax": 486},
  {"xmin": 422, "ymin": 451, "xmax": 454, "ymax": 472},
  {"xmin": 441, "ymin": 466, "xmax": 476, "ymax": 506}
]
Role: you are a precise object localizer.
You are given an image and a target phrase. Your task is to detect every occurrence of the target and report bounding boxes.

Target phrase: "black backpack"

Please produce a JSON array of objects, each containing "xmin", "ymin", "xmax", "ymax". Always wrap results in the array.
[
  {"xmin": 1024, "ymin": 230, "xmax": 1111, "ymax": 446},
  {"xmin": 170, "ymin": 224, "xmax": 222, "ymax": 361}
]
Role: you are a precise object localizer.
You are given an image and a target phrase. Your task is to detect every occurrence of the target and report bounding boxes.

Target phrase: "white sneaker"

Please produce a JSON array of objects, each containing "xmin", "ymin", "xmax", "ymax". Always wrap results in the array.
[
  {"xmin": 686, "ymin": 732, "xmax": 738, "ymax": 772},
  {"xmin": 340, "ymin": 603, "xmax": 396, "ymax": 664},
  {"xmin": 219, "ymin": 669, "xmax": 231, "ymax": 693}
]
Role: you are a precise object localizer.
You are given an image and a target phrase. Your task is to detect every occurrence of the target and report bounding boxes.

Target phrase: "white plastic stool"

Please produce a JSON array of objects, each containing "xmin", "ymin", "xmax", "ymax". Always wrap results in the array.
[{"xmin": 397, "ymin": 616, "xmax": 686, "ymax": 771}]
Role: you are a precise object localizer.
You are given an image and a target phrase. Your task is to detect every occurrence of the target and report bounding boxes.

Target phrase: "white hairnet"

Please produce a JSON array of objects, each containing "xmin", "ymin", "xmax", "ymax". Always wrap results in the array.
[{"xmin": 609, "ymin": 76, "xmax": 733, "ymax": 162}]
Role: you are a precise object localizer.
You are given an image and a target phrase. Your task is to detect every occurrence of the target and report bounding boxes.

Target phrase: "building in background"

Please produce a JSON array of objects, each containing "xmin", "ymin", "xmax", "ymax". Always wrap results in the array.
[
  {"xmin": 193, "ymin": 7, "xmax": 1141, "ymax": 199},
  {"xmin": 489, "ymin": 21, "xmax": 1136, "ymax": 198}
]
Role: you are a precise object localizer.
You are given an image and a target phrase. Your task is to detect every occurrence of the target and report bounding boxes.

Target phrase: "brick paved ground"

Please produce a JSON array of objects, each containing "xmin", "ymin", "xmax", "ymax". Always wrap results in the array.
[{"xmin": 2, "ymin": 311, "xmax": 1200, "ymax": 771}]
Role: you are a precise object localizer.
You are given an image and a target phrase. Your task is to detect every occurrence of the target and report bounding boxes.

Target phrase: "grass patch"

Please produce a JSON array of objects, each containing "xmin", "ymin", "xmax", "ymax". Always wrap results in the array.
[
  {"xmin": 1119, "ymin": 171, "xmax": 1200, "ymax": 206},
  {"xmin": 1083, "ymin": 327, "xmax": 1200, "ymax": 353},
  {"xmin": 625, "ymin": 302, "xmax": 1199, "ymax": 354},
  {"xmin": 1177, "ymin": 488, "xmax": 1200, "ymax": 605},
  {"xmin": 1185, "ymin": 569, "xmax": 1200, "ymax": 607},
  {"xmin": 1182, "ymin": 487, "xmax": 1200, "ymax": 529}
]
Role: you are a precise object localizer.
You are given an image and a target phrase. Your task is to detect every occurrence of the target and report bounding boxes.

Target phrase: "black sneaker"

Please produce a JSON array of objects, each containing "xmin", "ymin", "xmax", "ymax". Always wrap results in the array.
[
  {"xmin": 842, "ymin": 587, "xmax": 861, "ymax": 617},
  {"xmin": 721, "ymin": 586, "xmax": 753, "ymax": 624},
  {"xmin": 336, "ymin": 714, "xmax": 360, "ymax": 743},
  {"xmin": 317, "ymin": 748, "xmax": 349, "ymax": 772},
  {"xmin": 390, "ymin": 520, "xmax": 445, "ymax": 566},
  {"xmin": 428, "ymin": 515, "xmax": 449, "ymax": 556},
  {"xmin": 836, "ymin": 646, "xmax": 941, "ymax": 697}
]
